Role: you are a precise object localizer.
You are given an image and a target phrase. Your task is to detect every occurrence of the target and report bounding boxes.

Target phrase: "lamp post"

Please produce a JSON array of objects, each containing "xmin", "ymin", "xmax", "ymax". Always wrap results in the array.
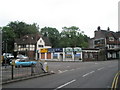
[
  {"xmin": 4, "ymin": 39, "xmax": 8, "ymax": 68},
  {"xmin": 72, "ymin": 47, "xmax": 75, "ymax": 61}
]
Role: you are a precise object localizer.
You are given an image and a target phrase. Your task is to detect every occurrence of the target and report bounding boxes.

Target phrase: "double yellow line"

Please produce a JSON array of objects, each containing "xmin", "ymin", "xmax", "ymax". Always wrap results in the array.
[{"xmin": 111, "ymin": 71, "xmax": 120, "ymax": 90}]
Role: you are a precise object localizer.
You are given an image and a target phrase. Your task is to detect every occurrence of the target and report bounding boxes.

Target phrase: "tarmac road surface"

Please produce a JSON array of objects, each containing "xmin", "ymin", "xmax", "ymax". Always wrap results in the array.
[{"xmin": 2, "ymin": 60, "xmax": 118, "ymax": 89}]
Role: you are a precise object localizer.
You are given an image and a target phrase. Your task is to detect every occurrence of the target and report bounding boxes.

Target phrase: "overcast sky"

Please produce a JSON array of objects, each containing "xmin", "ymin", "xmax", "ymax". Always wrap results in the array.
[{"xmin": 0, "ymin": 0, "xmax": 119, "ymax": 38}]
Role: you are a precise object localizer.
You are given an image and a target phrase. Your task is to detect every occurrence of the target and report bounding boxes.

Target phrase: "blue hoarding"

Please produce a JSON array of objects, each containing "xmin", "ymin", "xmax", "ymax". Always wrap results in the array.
[{"xmin": 48, "ymin": 48, "xmax": 63, "ymax": 52}]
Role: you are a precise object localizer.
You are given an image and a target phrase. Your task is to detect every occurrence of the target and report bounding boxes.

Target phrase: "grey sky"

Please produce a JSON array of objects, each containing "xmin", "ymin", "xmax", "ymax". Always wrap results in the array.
[{"xmin": 0, "ymin": 0, "xmax": 119, "ymax": 38}]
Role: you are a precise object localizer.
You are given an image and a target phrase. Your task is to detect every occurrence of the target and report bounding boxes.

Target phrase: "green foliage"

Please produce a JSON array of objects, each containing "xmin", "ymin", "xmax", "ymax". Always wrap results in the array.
[
  {"xmin": 8, "ymin": 21, "xmax": 39, "ymax": 38},
  {"xmin": 40, "ymin": 27, "xmax": 60, "ymax": 48},
  {"xmin": 2, "ymin": 21, "xmax": 39, "ymax": 52},
  {"xmin": 2, "ymin": 26, "xmax": 15, "ymax": 52},
  {"xmin": 59, "ymin": 26, "xmax": 89, "ymax": 48},
  {"xmin": 2, "ymin": 21, "xmax": 90, "ymax": 52}
]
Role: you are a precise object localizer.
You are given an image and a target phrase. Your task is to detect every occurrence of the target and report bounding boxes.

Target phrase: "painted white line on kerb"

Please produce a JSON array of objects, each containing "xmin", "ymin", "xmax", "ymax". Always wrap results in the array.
[
  {"xmin": 58, "ymin": 70, "xmax": 68, "ymax": 74},
  {"xmin": 62, "ymin": 70, "xmax": 68, "ymax": 73},
  {"xmin": 58, "ymin": 70, "xmax": 62, "ymax": 73},
  {"xmin": 55, "ymin": 79, "xmax": 76, "ymax": 90},
  {"xmin": 97, "ymin": 67, "xmax": 104, "ymax": 71},
  {"xmin": 82, "ymin": 71, "xmax": 95, "ymax": 77}
]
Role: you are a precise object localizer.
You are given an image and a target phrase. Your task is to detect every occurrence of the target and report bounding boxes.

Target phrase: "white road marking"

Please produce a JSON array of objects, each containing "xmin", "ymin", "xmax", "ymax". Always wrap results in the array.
[
  {"xmin": 62, "ymin": 70, "xmax": 68, "ymax": 73},
  {"xmin": 67, "ymin": 66, "xmax": 70, "ymax": 67},
  {"xmin": 55, "ymin": 79, "xmax": 76, "ymax": 90},
  {"xmin": 95, "ymin": 63, "xmax": 98, "ymax": 64},
  {"xmin": 97, "ymin": 67, "xmax": 104, "ymax": 71},
  {"xmin": 82, "ymin": 71, "xmax": 95, "ymax": 77},
  {"xmin": 58, "ymin": 70, "xmax": 62, "ymax": 73},
  {"xmin": 58, "ymin": 70, "xmax": 68, "ymax": 73}
]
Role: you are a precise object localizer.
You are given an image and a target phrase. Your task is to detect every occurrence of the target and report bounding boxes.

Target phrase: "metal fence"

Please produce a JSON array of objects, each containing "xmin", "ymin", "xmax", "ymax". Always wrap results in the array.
[{"xmin": 2, "ymin": 62, "xmax": 45, "ymax": 82}]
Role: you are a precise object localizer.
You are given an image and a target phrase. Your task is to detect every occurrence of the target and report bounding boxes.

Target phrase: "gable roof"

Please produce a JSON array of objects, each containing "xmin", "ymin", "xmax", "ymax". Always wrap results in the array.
[
  {"xmin": 95, "ymin": 29, "xmax": 120, "ymax": 39},
  {"xmin": 15, "ymin": 34, "xmax": 52, "ymax": 46}
]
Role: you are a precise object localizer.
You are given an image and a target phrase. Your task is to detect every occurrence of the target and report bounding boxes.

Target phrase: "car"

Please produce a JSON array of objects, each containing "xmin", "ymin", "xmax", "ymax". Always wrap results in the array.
[
  {"xmin": 3, "ymin": 53, "xmax": 14, "ymax": 59},
  {"xmin": 2, "ymin": 53, "xmax": 13, "ymax": 65},
  {"xmin": 10, "ymin": 59, "xmax": 37, "ymax": 68},
  {"xmin": 17, "ymin": 54, "xmax": 29, "ymax": 60},
  {"xmin": 2, "ymin": 57, "xmax": 12, "ymax": 65}
]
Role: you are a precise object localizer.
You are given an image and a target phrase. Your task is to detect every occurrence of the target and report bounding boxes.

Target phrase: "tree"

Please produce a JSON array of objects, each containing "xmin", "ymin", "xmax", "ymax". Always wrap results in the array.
[
  {"xmin": 59, "ymin": 26, "xmax": 89, "ymax": 48},
  {"xmin": 40, "ymin": 27, "xmax": 60, "ymax": 47},
  {"xmin": 8, "ymin": 21, "xmax": 39, "ymax": 38},
  {"xmin": 2, "ymin": 26, "xmax": 15, "ymax": 52},
  {"xmin": 2, "ymin": 21, "xmax": 40, "ymax": 52}
]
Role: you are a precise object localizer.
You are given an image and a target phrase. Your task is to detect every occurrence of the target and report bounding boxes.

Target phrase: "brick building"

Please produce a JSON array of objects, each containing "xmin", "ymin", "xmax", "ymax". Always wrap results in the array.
[
  {"xmin": 89, "ymin": 26, "xmax": 120, "ymax": 60},
  {"xmin": 82, "ymin": 48, "xmax": 99, "ymax": 61}
]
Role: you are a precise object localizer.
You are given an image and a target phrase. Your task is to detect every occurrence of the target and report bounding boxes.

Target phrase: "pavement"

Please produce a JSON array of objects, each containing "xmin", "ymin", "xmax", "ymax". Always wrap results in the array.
[{"xmin": 2, "ymin": 72, "xmax": 54, "ymax": 85}]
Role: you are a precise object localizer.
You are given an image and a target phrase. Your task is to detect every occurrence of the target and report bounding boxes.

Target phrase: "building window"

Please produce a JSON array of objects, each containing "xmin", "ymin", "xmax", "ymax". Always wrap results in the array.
[
  {"xmin": 109, "ymin": 45, "xmax": 115, "ymax": 49},
  {"xmin": 38, "ymin": 45, "xmax": 43, "ymax": 47},
  {"xmin": 40, "ymin": 40, "xmax": 42, "ymax": 43},
  {"xmin": 65, "ymin": 54, "xmax": 72, "ymax": 58},
  {"xmin": 84, "ymin": 53, "xmax": 88, "ymax": 58},
  {"xmin": 109, "ymin": 37, "xmax": 114, "ymax": 41},
  {"xmin": 21, "ymin": 45, "xmax": 26, "ymax": 48},
  {"xmin": 89, "ymin": 53, "xmax": 93, "ymax": 58},
  {"xmin": 53, "ymin": 54, "xmax": 58, "ymax": 59}
]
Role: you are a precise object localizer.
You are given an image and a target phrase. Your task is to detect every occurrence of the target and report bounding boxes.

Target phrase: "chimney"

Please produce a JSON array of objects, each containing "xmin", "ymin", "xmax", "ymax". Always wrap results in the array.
[
  {"xmin": 107, "ymin": 27, "xmax": 110, "ymax": 31},
  {"xmin": 97, "ymin": 26, "xmax": 101, "ymax": 31}
]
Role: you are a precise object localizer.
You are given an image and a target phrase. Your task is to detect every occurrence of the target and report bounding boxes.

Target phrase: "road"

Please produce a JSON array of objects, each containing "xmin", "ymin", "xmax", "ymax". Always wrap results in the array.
[{"xmin": 2, "ymin": 60, "xmax": 118, "ymax": 89}]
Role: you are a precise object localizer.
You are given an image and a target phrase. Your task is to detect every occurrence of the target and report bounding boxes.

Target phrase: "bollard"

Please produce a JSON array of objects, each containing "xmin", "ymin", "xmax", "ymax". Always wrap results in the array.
[
  {"xmin": 31, "ymin": 63, "xmax": 34, "ymax": 76},
  {"xmin": 11, "ymin": 65, "xmax": 14, "ymax": 80}
]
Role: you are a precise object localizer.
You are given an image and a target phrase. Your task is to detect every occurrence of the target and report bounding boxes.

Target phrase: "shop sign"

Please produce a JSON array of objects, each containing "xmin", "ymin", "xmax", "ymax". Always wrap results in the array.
[
  {"xmin": 64, "ymin": 48, "xmax": 73, "ymax": 52},
  {"xmin": 74, "ymin": 48, "xmax": 82, "ymax": 52},
  {"xmin": 48, "ymin": 48, "xmax": 63, "ymax": 52},
  {"xmin": 40, "ymin": 48, "xmax": 48, "ymax": 53}
]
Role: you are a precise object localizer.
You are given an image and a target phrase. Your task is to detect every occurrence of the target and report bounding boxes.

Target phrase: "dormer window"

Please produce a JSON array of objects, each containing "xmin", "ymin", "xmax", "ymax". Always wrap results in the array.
[
  {"xmin": 109, "ymin": 37, "xmax": 114, "ymax": 41},
  {"xmin": 40, "ymin": 40, "xmax": 42, "ymax": 43},
  {"xmin": 119, "ymin": 37, "xmax": 120, "ymax": 41}
]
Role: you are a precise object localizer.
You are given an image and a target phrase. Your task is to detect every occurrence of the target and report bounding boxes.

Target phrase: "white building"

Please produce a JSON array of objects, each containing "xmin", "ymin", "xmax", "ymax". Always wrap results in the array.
[{"xmin": 14, "ymin": 34, "xmax": 52, "ymax": 60}]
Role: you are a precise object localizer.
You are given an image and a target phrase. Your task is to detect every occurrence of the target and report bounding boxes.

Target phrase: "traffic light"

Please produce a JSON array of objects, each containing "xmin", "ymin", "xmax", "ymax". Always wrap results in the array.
[{"xmin": 2, "ymin": 41, "xmax": 5, "ymax": 52}]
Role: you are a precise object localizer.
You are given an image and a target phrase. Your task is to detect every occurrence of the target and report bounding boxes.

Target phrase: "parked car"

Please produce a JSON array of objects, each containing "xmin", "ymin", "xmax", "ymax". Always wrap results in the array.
[
  {"xmin": 2, "ymin": 53, "xmax": 13, "ymax": 65},
  {"xmin": 17, "ymin": 54, "xmax": 29, "ymax": 60},
  {"xmin": 3, "ymin": 53, "xmax": 14, "ymax": 59},
  {"xmin": 2, "ymin": 56, "xmax": 12, "ymax": 65},
  {"xmin": 10, "ymin": 59, "xmax": 37, "ymax": 68}
]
